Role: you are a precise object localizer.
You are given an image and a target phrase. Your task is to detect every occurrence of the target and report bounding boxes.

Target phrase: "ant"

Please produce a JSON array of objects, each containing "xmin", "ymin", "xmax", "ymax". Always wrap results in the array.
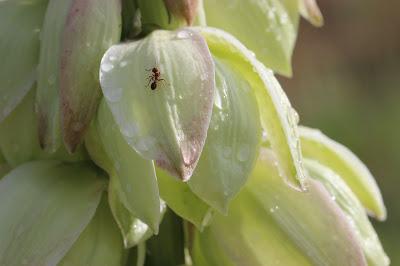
[{"xmin": 146, "ymin": 67, "xmax": 166, "ymax": 90}]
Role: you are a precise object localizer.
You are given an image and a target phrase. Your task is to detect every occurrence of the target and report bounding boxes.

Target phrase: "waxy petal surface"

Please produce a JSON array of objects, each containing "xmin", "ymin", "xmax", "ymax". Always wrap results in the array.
[{"xmin": 100, "ymin": 29, "xmax": 215, "ymax": 181}]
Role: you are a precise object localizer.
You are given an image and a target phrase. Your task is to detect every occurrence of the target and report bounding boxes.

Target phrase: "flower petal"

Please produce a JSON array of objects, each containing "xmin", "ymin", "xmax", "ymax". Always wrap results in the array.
[
  {"xmin": 37, "ymin": 0, "xmax": 121, "ymax": 152},
  {"xmin": 299, "ymin": 0, "xmax": 324, "ymax": 27},
  {"xmin": 157, "ymin": 168, "xmax": 212, "ymax": 229},
  {"xmin": 192, "ymin": 149, "xmax": 367, "ymax": 266},
  {"xmin": 299, "ymin": 126, "xmax": 386, "ymax": 220},
  {"xmin": 108, "ymin": 178, "xmax": 154, "ymax": 248},
  {"xmin": 305, "ymin": 159, "xmax": 390, "ymax": 266},
  {"xmin": 0, "ymin": 0, "xmax": 48, "ymax": 122},
  {"xmin": 60, "ymin": 0, "xmax": 121, "ymax": 152},
  {"xmin": 59, "ymin": 196, "xmax": 126, "ymax": 266},
  {"xmin": 0, "ymin": 161, "xmax": 106, "ymax": 265},
  {"xmin": 100, "ymin": 29, "xmax": 215, "ymax": 181},
  {"xmin": 188, "ymin": 58, "xmax": 262, "ymax": 213},
  {"xmin": 96, "ymin": 100, "xmax": 162, "ymax": 233},
  {"xmin": 0, "ymin": 89, "xmax": 87, "ymax": 168},
  {"xmin": 203, "ymin": 0, "xmax": 299, "ymax": 76},
  {"xmin": 199, "ymin": 27, "xmax": 307, "ymax": 190}
]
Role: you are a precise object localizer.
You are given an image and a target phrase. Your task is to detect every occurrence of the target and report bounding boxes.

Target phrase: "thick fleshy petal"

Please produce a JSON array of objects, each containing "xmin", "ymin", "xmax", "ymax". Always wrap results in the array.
[
  {"xmin": 299, "ymin": 0, "xmax": 324, "ymax": 27},
  {"xmin": 305, "ymin": 159, "xmax": 390, "ymax": 266},
  {"xmin": 145, "ymin": 210, "xmax": 185, "ymax": 266},
  {"xmin": 60, "ymin": 0, "xmax": 121, "ymax": 152},
  {"xmin": 100, "ymin": 28, "xmax": 215, "ymax": 181},
  {"xmin": 59, "ymin": 196, "xmax": 126, "ymax": 266},
  {"xmin": 199, "ymin": 27, "xmax": 306, "ymax": 190},
  {"xmin": 108, "ymin": 179, "xmax": 154, "ymax": 248},
  {"xmin": 157, "ymin": 168, "xmax": 212, "ymax": 229},
  {"xmin": 192, "ymin": 149, "xmax": 367, "ymax": 266},
  {"xmin": 0, "ymin": 89, "xmax": 87, "ymax": 168},
  {"xmin": 37, "ymin": 0, "xmax": 121, "ymax": 152},
  {"xmin": 299, "ymin": 126, "xmax": 386, "ymax": 220},
  {"xmin": 0, "ymin": 161, "xmax": 106, "ymax": 265},
  {"xmin": 188, "ymin": 58, "xmax": 262, "ymax": 213},
  {"xmin": 0, "ymin": 0, "xmax": 48, "ymax": 122},
  {"xmin": 96, "ymin": 100, "xmax": 162, "ymax": 232},
  {"xmin": 203, "ymin": 0, "xmax": 299, "ymax": 76},
  {"xmin": 163, "ymin": 0, "xmax": 199, "ymax": 25}
]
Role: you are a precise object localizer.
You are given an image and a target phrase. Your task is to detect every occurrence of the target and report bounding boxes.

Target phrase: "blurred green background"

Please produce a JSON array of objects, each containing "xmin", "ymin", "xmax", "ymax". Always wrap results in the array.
[{"xmin": 280, "ymin": 0, "xmax": 400, "ymax": 264}]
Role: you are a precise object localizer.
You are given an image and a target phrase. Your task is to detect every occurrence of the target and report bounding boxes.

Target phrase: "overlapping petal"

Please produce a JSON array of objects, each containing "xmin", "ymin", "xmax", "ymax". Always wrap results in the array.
[{"xmin": 100, "ymin": 28, "xmax": 215, "ymax": 181}]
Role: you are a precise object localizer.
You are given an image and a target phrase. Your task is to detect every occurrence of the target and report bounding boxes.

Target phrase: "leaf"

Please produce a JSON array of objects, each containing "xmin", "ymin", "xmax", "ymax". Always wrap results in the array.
[
  {"xmin": 0, "ymin": 89, "xmax": 87, "ymax": 168},
  {"xmin": 0, "ymin": 0, "xmax": 48, "ymax": 122},
  {"xmin": 299, "ymin": 0, "xmax": 324, "ymax": 27},
  {"xmin": 157, "ymin": 168, "xmax": 212, "ymax": 229},
  {"xmin": 299, "ymin": 126, "xmax": 386, "ymax": 220},
  {"xmin": 199, "ymin": 27, "xmax": 307, "ymax": 190},
  {"xmin": 0, "ymin": 161, "xmax": 106, "ymax": 266},
  {"xmin": 60, "ymin": 0, "xmax": 121, "ymax": 152},
  {"xmin": 192, "ymin": 148, "xmax": 367, "ymax": 266},
  {"xmin": 96, "ymin": 100, "xmax": 162, "ymax": 233},
  {"xmin": 59, "ymin": 196, "xmax": 126, "ymax": 266},
  {"xmin": 188, "ymin": 58, "xmax": 262, "ymax": 213},
  {"xmin": 202, "ymin": 0, "xmax": 299, "ymax": 76},
  {"xmin": 144, "ymin": 210, "xmax": 185, "ymax": 266},
  {"xmin": 100, "ymin": 28, "xmax": 215, "ymax": 181},
  {"xmin": 304, "ymin": 159, "xmax": 390, "ymax": 266}
]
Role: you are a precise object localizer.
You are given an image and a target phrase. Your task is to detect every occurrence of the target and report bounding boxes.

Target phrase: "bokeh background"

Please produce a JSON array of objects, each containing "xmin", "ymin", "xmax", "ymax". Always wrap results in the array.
[{"xmin": 280, "ymin": 0, "xmax": 400, "ymax": 264}]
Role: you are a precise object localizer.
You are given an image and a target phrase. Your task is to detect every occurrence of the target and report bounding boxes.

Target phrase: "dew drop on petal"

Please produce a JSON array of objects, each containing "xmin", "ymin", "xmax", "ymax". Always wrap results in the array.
[
  {"xmin": 101, "ymin": 63, "xmax": 114, "ymax": 73},
  {"xmin": 104, "ymin": 87, "xmax": 123, "ymax": 102}
]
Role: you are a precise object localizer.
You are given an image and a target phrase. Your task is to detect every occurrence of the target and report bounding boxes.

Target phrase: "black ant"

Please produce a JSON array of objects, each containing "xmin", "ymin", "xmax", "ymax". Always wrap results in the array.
[{"xmin": 146, "ymin": 67, "xmax": 166, "ymax": 90}]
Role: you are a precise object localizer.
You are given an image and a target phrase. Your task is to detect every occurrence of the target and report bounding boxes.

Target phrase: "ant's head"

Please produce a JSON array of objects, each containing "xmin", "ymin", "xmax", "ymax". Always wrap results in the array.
[{"xmin": 152, "ymin": 67, "xmax": 158, "ymax": 73}]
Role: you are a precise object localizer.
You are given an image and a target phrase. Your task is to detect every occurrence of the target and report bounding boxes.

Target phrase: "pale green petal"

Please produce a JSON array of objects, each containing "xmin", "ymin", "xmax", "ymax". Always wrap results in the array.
[
  {"xmin": 299, "ymin": 0, "xmax": 324, "ymax": 27},
  {"xmin": 145, "ymin": 210, "xmax": 185, "ymax": 266},
  {"xmin": 192, "ymin": 149, "xmax": 367, "ymax": 266},
  {"xmin": 299, "ymin": 126, "xmax": 386, "ymax": 220},
  {"xmin": 60, "ymin": 0, "xmax": 121, "ymax": 152},
  {"xmin": 97, "ymin": 100, "xmax": 161, "ymax": 233},
  {"xmin": 37, "ymin": 0, "xmax": 121, "ymax": 152},
  {"xmin": 0, "ymin": 161, "xmax": 106, "ymax": 266},
  {"xmin": 199, "ymin": 27, "xmax": 306, "ymax": 190},
  {"xmin": 188, "ymin": 58, "xmax": 261, "ymax": 213},
  {"xmin": 36, "ymin": 0, "xmax": 72, "ymax": 152},
  {"xmin": 59, "ymin": 196, "xmax": 126, "ymax": 266},
  {"xmin": 157, "ymin": 168, "xmax": 212, "ymax": 229},
  {"xmin": 203, "ymin": 0, "xmax": 299, "ymax": 75},
  {"xmin": 0, "ymin": 0, "xmax": 48, "ymax": 122},
  {"xmin": 100, "ymin": 29, "xmax": 215, "ymax": 181},
  {"xmin": 304, "ymin": 159, "xmax": 390, "ymax": 266},
  {"xmin": 108, "ymin": 178, "xmax": 154, "ymax": 248},
  {"xmin": 0, "ymin": 89, "xmax": 87, "ymax": 168}
]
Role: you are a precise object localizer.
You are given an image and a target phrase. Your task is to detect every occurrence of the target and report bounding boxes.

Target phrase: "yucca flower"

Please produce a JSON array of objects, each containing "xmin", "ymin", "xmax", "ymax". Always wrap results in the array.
[{"xmin": 0, "ymin": 0, "xmax": 389, "ymax": 265}]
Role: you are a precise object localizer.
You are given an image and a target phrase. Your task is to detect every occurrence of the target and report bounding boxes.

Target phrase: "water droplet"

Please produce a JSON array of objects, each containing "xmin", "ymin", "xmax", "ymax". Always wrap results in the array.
[
  {"xmin": 331, "ymin": 195, "xmax": 336, "ymax": 201},
  {"xmin": 119, "ymin": 61, "xmax": 128, "ymax": 68},
  {"xmin": 176, "ymin": 30, "xmax": 193, "ymax": 39},
  {"xmin": 104, "ymin": 87, "xmax": 123, "ymax": 102},
  {"xmin": 262, "ymin": 130, "xmax": 268, "ymax": 142},
  {"xmin": 101, "ymin": 63, "xmax": 114, "ymax": 73},
  {"xmin": 136, "ymin": 137, "xmax": 155, "ymax": 152},
  {"xmin": 237, "ymin": 145, "xmax": 250, "ymax": 162}
]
